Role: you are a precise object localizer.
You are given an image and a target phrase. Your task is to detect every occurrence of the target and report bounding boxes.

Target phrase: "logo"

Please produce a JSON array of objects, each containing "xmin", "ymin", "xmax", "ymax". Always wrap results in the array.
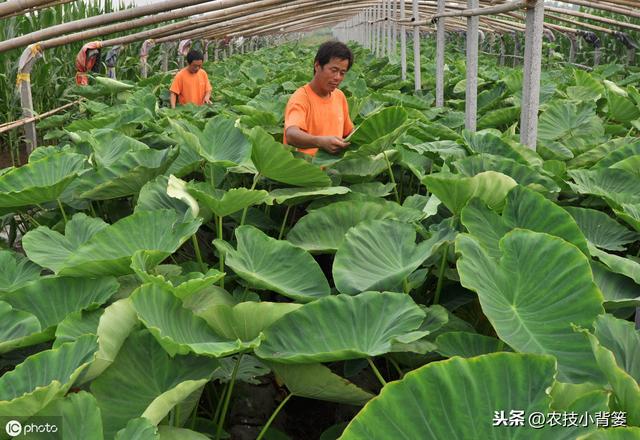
[{"xmin": 5, "ymin": 420, "xmax": 21, "ymax": 437}]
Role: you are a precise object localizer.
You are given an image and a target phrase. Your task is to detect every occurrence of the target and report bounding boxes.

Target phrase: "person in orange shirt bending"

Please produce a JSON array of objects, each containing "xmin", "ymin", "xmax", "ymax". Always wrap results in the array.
[
  {"xmin": 284, "ymin": 41, "xmax": 354, "ymax": 155},
  {"xmin": 169, "ymin": 50, "xmax": 212, "ymax": 109}
]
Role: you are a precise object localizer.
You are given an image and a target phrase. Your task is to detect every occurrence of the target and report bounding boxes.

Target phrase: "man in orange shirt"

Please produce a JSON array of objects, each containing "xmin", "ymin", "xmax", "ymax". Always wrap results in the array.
[
  {"xmin": 169, "ymin": 50, "xmax": 212, "ymax": 108},
  {"xmin": 284, "ymin": 41, "xmax": 354, "ymax": 155}
]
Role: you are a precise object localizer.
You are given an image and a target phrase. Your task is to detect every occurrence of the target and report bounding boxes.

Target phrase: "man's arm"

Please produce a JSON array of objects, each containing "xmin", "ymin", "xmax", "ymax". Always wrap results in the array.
[
  {"xmin": 203, "ymin": 90, "xmax": 212, "ymax": 104},
  {"xmin": 285, "ymin": 126, "xmax": 349, "ymax": 154},
  {"xmin": 170, "ymin": 92, "xmax": 178, "ymax": 109}
]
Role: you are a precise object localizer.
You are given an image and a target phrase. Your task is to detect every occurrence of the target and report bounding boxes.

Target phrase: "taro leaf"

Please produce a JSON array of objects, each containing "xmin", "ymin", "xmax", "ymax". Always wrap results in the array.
[
  {"xmin": 422, "ymin": 170, "xmax": 517, "ymax": 215},
  {"xmin": 22, "ymin": 213, "xmax": 109, "ymax": 273},
  {"xmin": 389, "ymin": 304, "xmax": 449, "ymax": 354},
  {"xmin": 607, "ymin": 92, "xmax": 640, "ymax": 123},
  {"xmin": 0, "ymin": 152, "xmax": 86, "ymax": 208},
  {"xmin": 565, "ymin": 207, "xmax": 638, "ymax": 252},
  {"xmin": 588, "ymin": 244, "xmax": 640, "ymax": 285},
  {"xmin": 577, "ymin": 314, "xmax": 640, "ymax": 426},
  {"xmin": 197, "ymin": 115, "xmax": 252, "ymax": 166},
  {"xmin": 198, "ymin": 301, "xmax": 302, "ymax": 342},
  {"xmin": 71, "ymin": 148, "xmax": 178, "ymax": 200},
  {"xmin": 1, "ymin": 276, "xmax": 118, "ymax": 330},
  {"xmin": 461, "ymin": 185, "xmax": 590, "ymax": 259},
  {"xmin": 347, "ymin": 106, "xmax": 408, "ymax": 146},
  {"xmin": 114, "ymin": 418, "xmax": 158, "ymax": 440},
  {"xmin": 615, "ymin": 203, "xmax": 640, "ymax": 232},
  {"xmin": 407, "ymin": 140, "xmax": 468, "ymax": 162},
  {"xmin": 0, "ymin": 250, "xmax": 41, "ymax": 292},
  {"xmin": 0, "ymin": 335, "xmax": 98, "ymax": 417},
  {"xmin": 186, "ymin": 182, "xmax": 271, "ymax": 217},
  {"xmin": 269, "ymin": 186, "xmax": 350, "ymax": 205},
  {"xmin": 591, "ymin": 262, "xmax": 640, "ymax": 311},
  {"xmin": 24, "ymin": 210, "xmax": 202, "ymax": 277},
  {"xmin": 462, "ymin": 131, "xmax": 527, "ymax": 164},
  {"xmin": 611, "ymin": 155, "xmax": 640, "ymax": 178},
  {"xmin": 332, "ymin": 219, "xmax": 443, "ymax": 295},
  {"xmin": 435, "ymin": 332, "xmax": 511, "ymax": 358},
  {"xmin": 592, "ymin": 140, "xmax": 640, "ymax": 169},
  {"xmin": 34, "ymin": 391, "xmax": 103, "ymax": 440},
  {"xmin": 91, "ymin": 330, "xmax": 218, "ymax": 438},
  {"xmin": 87, "ymin": 128, "xmax": 148, "ymax": 167},
  {"xmin": 270, "ymin": 363, "xmax": 374, "ymax": 406},
  {"xmin": 330, "ymin": 155, "xmax": 388, "ymax": 183},
  {"xmin": 567, "ymin": 168, "xmax": 640, "ymax": 208},
  {"xmin": 249, "ymin": 127, "xmax": 331, "ymax": 187},
  {"xmin": 537, "ymin": 101, "xmax": 603, "ymax": 143},
  {"xmin": 130, "ymin": 283, "xmax": 253, "ymax": 357},
  {"xmin": 136, "ymin": 175, "xmax": 192, "ymax": 219},
  {"xmin": 477, "ymin": 106, "xmax": 521, "ymax": 130},
  {"xmin": 54, "ymin": 309, "xmax": 103, "ymax": 347},
  {"xmin": 453, "ymin": 154, "xmax": 559, "ymax": 193},
  {"xmin": 340, "ymin": 353, "xmax": 557, "ymax": 439},
  {"xmin": 255, "ymin": 292, "xmax": 425, "ymax": 363},
  {"xmin": 211, "ymin": 355, "xmax": 270, "ymax": 385},
  {"xmin": 456, "ymin": 230, "xmax": 605, "ymax": 384},
  {"xmin": 0, "ymin": 301, "xmax": 42, "ymax": 354},
  {"xmin": 287, "ymin": 199, "xmax": 423, "ymax": 253},
  {"xmin": 214, "ymin": 226, "xmax": 330, "ymax": 302}
]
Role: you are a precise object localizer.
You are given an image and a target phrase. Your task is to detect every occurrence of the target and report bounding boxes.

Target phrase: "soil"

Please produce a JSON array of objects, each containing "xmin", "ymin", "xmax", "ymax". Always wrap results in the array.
[{"xmin": 0, "ymin": 144, "xmax": 28, "ymax": 168}]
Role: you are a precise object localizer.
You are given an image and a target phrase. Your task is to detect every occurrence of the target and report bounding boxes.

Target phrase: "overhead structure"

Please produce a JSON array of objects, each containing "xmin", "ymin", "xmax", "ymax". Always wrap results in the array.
[{"xmin": 1, "ymin": 0, "xmax": 638, "ymax": 151}]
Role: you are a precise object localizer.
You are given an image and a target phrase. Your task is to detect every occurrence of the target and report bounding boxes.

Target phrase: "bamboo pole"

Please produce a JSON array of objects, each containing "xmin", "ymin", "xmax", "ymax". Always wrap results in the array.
[
  {"xmin": 0, "ymin": 0, "xmax": 66, "ymax": 18},
  {"xmin": 0, "ymin": 100, "xmax": 81, "ymax": 135},
  {"xmin": 546, "ymin": 6, "xmax": 640, "ymax": 32},
  {"xmin": 1, "ymin": 0, "xmax": 75, "ymax": 19},
  {"xmin": 559, "ymin": 0, "xmax": 640, "ymax": 20}
]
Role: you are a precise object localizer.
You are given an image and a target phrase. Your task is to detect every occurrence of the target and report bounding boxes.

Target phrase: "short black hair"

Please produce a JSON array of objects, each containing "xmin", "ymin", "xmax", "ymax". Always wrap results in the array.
[
  {"xmin": 314, "ymin": 41, "xmax": 353, "ymax": 71},
  {"xmin": 186, "ymin": 50, "xmax": 204, "ymax": 64}
]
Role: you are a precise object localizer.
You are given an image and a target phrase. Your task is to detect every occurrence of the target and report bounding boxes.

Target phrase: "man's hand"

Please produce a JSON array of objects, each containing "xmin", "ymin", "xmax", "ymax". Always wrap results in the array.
[
  {"xmin": 316, "ymin": 136, "xmax": 350, "ymax": 154},
  {"xmin": 203, "ymin": 91, "xmax": 212, "ymax": 105}
]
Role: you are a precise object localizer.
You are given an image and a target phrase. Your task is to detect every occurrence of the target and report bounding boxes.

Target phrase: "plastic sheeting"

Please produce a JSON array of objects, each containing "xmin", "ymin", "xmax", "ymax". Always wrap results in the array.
[{"xmin": 75, "ymin": 41, "xmax": 103, "ymax": 85}]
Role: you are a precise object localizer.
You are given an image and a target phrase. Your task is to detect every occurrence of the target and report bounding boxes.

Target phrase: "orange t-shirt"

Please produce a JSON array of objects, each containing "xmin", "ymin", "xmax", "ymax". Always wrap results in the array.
[
  {"xmin": 169, "ymin": 68, "xmax": 212, "ymax": 106},
  {"xmin": 283, "ymin": 84, "xmax": 354, "ymax": 156}
]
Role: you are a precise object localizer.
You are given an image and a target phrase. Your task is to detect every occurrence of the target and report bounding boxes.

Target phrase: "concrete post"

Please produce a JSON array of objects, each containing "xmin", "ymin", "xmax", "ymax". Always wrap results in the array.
[
  {"xmin": 513, "ymin": 31, "xmax": 520, "ymax": 67},
  {"xmin": 568, "ymin": 33, "xmax": 577, "ymax": 64},
  {"xmin": 412, "ymin": 0, "xmax": 421, "ymax": 91},
  {"xmin": 435, "ymin": 0, "xmax": 446, "ymax": 107},
  {"xmin": 400, "ymin": 0, "xmax": 407, "ymax": 80},
  {"xmin": 17, "ymin": 44, "xmax": 43, "ymax": 153},
  {"xmin": 376, "ymin": 3, "xmax": 382, "ymax": 57},
  {"xmin": 519, "ymin": 0, "xmax": 545, "ymax": 149},
  {"xmin": 465, "ymin": 0, "xmax": 479, "ymax": 132},
  {"xmin": 500, "ymin": 34, "xmax": 506, "ymax": 65}
]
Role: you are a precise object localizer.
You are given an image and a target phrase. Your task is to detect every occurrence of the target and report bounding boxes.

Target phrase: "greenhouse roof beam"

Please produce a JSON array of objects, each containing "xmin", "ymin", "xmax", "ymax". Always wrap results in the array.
[
  {"xmin": 559, "ymin": 0, "xmax": 640, "ymax": 19},
  {"xmin": 0, "ymin": 0, "xmax": 67, "ymax": 19},
  {"xmin": 545, "ymin": 6, "xmax": 640, "ymax": 32},
  {"xmin": 0, "ymin": 0, "xmax": 230, "ymax": 53},
  {"xmin": 1, "ymin": 0, "xmax": 75, "ymax": 19}
]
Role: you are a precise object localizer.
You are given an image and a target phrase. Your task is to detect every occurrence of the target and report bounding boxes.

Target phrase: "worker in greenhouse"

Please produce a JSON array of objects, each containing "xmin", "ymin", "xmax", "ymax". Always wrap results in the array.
[
  {"xmin": 284, "ymin": 41, "xmax": 354, "ymax": 155},
  {"xmin": 169, "ymin": 50, "xmax": 212, "ymax": 108}
]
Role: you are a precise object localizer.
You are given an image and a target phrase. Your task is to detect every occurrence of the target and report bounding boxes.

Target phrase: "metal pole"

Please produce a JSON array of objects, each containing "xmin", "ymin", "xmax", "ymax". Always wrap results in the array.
[
  {"xmin": 465, "ymin": 0, "xmax": 479, "ymax": 131},
  {"xmin": 412, "ymin": 0, "xmax": 421, "ymax": 91},
  {"xmin": 400, "ymin": 0, "xmax": 407, "ymax": 80},
  {"xmin": 435, "ymin": 0, "xmax": 445, "ymax": 106},
  {"xmin": 519, "ymin": 0, "xmax": 544, "ymax": 149}
]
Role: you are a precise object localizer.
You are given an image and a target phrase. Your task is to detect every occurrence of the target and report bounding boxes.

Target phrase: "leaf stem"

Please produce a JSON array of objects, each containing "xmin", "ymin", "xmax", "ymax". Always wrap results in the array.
[
  {"xmin": 192, "ymin": 234, "xmax": 206, "ymax": 273},
  {"xmin": 278, "ymin": 205, "xmax": 291, "ymax": 240},
  {"xmin": 389, "ymin": 357, "xmax": 404, "ymax": 379},
  {"xmin": 383, "ymin": 151, "xmax": 400, "ymax": 203},
  {"xmin": 256, "ymin": 393, "xmax": 292, "ymax": 440},
  {"xmin": 433, "ymin": 243, "xmax": 449, "ymax": 305},
  {"xmin": 367, "ymin": 357, "xmax": 387, "ymax": 387},
  {"xmin": 57, "ymin": 198, "xmax": 68, "ymax": 225},
  {"xmin": 217, "ymin": 215, "xmax": 225, "ymax": 289},
  {"xmin": 216, "ymin": 354, "xmax": 243, "ymax": 440},
  {"xmin": 240, "ymin": 173, "xmax": 260, "ymax": 226},
  {"xmin": 402, "ymin": 277, "xmax": 410, "ymax": 294}
]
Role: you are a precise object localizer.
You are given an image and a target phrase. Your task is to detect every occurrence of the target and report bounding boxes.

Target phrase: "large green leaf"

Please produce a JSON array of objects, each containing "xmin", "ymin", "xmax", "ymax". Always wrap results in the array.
[
  {"xmin": 197, "ymin": 115, "xmax": 252, "ymax": 166},
  {"xmin": 198, "ymin": 301, "xmax": 302, "ymax": 341},
  {"xmin": 130, "ymin": 283, "xmax": 253, "ymax": 357},
  {"xmin": 0, "ymin": 335, "xmax": 98, "ymax": 417},
  {"xmin": 0, "ymin": 152, "xmax": 86, "ymax": 208},
  {"xmin": 568, "ymin": 168, "xmax": 640, "ymax": 208},
  {"xmin": 136, "ymin": 175, "xmax": 192, "ymax": 219},
  {"xmin": 86, "ymin": 128, "xmax": 148, "ymax": 167},
  {"xmin": 340, "ymin": 353, "xmax": 557, "ymax": 439},
  {"xmin": 214, "ymin": 226, "xmax": 330, "ymax": 302},
  {"xmin": 287, "ymin": 199, "xmax": 423, "ymax": 253},
  {"xmin": 578, "ymin": 315, "xmax": 640, "ymax": 425},
  {"xmin": 35, "ymin": 391, "xmax": 104, "ymax": 440},
  {"xmin": 589, "ymin": 244, "xmax": 640, "ymax": 285},
  {"xmin": 456, "ymin": 230, "xmax": 605, "ymax": 383},
  {"xmin": 332, "ymin": 219, "xmax": 444, "ymax": 295},
  {"xmin": 270, "ymin": 363, "xmax": 374, "ymax": 406},
  {"xmin": 0, "ymin": 250, "xmax": 41, "ymax": 292},
  {"xmin": 69, "ymin": 148, "xmax": 177, "ymax": 200},
  {"xmin": 0, "ymin": 301, "xmax": 41, "ymax": 354},
  {"xmin": 249, "ymin": 127, "xmax": 331, "ymax": 187},
  {"xmin": 1, "ymin": 276, "xmax": 118, "ymax": 330},
  {"xmin": 347, "ymin": 106, "xmax": 408, "ymax": 146},
  {"xmin": 255, "ymin": 292, "xmax": 425, "ymax": 363},
  {"xmin": 461, "ymin": 185, "xmax": 590, "ymax": 258},
  {"xmin": 23, "ymin": 210, "xmax": 202, "ymax": 277},
  {"xmin": 269, "ymin": 186, "xmax": 350, "ymax": 205},
  {"xmin": 607, "ymin": 91, "xmax": 640, "ymax": 123},
  {"xmin": 565, "ymin": 207, "xmax": 638, "ymax": 252},
  {"xmin": 435, "ymin": 331, "xmax": 510, "ymax": 358},
  {"xmin": 591, "ymin": 262, "xmax": 640, "ymax": 310},
  {"xmin": 537, "ymin": 102, "xmax": 603, "ymax": 143},
  {"xmin": 90, "ymin": 330, "xmax": 218, "ymax": 438},
  {"xmin": 423, "ymin": 171, "xmax": 517, "ymax": 215},
  {"xmin": 186, "ymin": 182, "xmax": 271, "ymax": 217}
]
